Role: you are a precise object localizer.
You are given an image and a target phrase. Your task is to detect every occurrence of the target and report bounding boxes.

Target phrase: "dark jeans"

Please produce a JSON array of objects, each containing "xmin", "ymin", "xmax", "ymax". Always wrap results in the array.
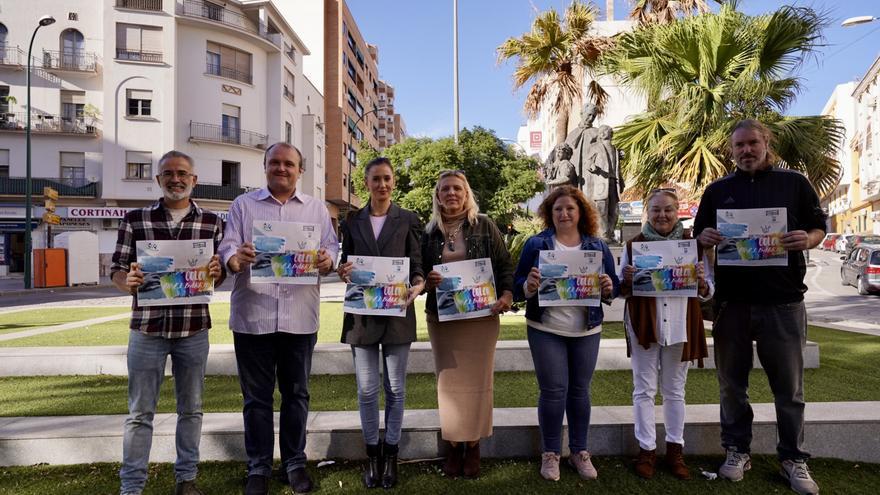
[
  {"xmin": 527, "ymin": 327, "xmax": 601, "ymax": 454},
  {"xmin": 233, "ymin": 331, "xmax": 317, "ymax": 476},
  {"xmin": 713, "ymin": 301, "xmax": 810, "ymax": 461}
]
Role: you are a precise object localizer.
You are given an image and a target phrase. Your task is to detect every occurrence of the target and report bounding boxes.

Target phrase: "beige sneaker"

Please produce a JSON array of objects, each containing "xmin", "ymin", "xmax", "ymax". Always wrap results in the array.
[
  {"xmin": 781, "ymin": 460, "xmax": 819, "ymax": 495},
  {"xmin": 568, "ymin": 450, "xmax": 598, "ymax": 480},
  {"xmin": 540, "ymin": 452, "xmax": 560, "ymax": 481},
  {"xmin": 718, "ymin": 447, "xmax": 751, "ymax": 481}
]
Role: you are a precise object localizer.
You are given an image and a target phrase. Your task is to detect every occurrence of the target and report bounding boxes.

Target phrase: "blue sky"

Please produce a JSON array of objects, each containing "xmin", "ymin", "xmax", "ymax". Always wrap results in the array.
[{"xmin": 347, "ymin": 0, "xmax": 880, "ymax": 141}]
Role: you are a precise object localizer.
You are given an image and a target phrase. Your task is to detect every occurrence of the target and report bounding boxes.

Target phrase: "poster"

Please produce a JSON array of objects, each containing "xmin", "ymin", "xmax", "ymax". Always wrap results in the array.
[
  {"xmin": 717, "ymin": 208, "xmax": 788, "ymax": 266},
  {"xmin": 538, "ymin": 250, "xmax": 602, "ymax": 307},
  {"xmin": 135, "ymin": 239, "xmax": 214, "ymax": 307},
  {"xmin": 434, "ymin": 258, "xmax": 497, "ymax": 321},
  {"xmin": 343, "ymin": 255, "xmax": 410, "ymax": 317},
  {"xmin": 631, "ymin": 239, "xmax": 698, "ymax": 297},
  {"xmin": 251, "ymin": 220, "xmax": 321, "ymax": 284}
]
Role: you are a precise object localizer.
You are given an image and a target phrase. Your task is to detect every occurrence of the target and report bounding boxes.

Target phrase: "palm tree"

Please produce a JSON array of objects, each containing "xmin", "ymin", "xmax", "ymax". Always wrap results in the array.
[
  {"xmin": 497, "ymin": 0, "xmax": 613, "ymax": 145},
  {"xmin": 602, "ymin": 3, "xmax": 844, "ymax": 196},
  {"xmin": 628, "ymin": 0, "xmax": 718, "ymax": 25}
]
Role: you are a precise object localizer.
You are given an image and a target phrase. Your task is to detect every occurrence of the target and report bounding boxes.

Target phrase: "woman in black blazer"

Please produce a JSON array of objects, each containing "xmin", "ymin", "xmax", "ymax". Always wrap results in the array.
[{"xmin": 337, "ymin": 157, "xmax": 425, "ymax": 489}]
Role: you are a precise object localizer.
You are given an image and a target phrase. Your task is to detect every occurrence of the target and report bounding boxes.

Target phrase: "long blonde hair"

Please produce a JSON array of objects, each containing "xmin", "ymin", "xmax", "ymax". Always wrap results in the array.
[{"xmin": 426, "ymin": 170, "xmax": 480, "ymax": 235}]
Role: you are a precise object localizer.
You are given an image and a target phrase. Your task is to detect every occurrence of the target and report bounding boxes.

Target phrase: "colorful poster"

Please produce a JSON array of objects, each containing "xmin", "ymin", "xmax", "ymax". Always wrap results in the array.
[
  {"xmin": 631, "ymin": 239, "xmax": 698, "ymax": 298},
  {"xmin": 343, "ymin": 255, "xmax": 410, "ymax": 317},
  {"xmin": 538, "ymin": 250, "xmax": 602, "ymax": 307},
  {"xmin": 251, "ymin": 220, "xmax": 321, "ymax": 284},
  {"xmin": 434, "ymin": 258, "xmax": 497, "ymax": 322},
  {"xmin": 717, "ymin": 208, "xmax": 788, "ymax": 266},
  {"xmin": 135, "ymin": 240, "xmax": 214, "ymax": 307}
]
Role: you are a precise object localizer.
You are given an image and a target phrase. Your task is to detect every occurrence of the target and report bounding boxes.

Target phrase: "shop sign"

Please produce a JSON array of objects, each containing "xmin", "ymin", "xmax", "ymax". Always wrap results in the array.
[{"xmin": 68, "ymin": 207, "xmax": 137, "ymax": 219}]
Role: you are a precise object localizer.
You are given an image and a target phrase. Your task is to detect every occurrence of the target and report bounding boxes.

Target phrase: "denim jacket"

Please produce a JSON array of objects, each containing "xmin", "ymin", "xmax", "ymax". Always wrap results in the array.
[
  {"xmin": 421, "ymin": 214, "xmax": 515, "ymax": 314},
  {"xmin": 513, "ymin": 228, "xmax": 620, "ymax": 330}
]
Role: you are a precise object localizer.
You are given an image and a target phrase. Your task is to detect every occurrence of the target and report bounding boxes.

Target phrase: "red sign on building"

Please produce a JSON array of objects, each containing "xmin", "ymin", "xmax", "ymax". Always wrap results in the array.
[{"xmin": 529, "ymin": 131, "xmax": 542, "ymax": 149}]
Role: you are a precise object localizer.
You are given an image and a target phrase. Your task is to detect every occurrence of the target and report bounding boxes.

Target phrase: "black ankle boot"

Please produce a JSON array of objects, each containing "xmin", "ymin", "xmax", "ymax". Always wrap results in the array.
[
  {"xmin": 363, "ymin": 442, "xmax": 382, "ymax": 488},
  {"xmin": 382, "ymin": 442, "xmax": 399, "ymax": 489}
]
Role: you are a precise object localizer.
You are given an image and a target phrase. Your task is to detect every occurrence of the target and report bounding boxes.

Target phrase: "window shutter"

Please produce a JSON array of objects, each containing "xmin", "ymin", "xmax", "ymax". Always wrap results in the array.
[
  {"xmin": 141, "ymin": 27, "xmax": 162, "ymax": 52},
  {"xmin": 127, "ymin": 89, "xmax": 152, "ymax": 100},
  {"xmin": 126, "ymin": 151, "xmax": 151, "ymax": 164},
  {"xmin": 222, "ymin": 104, "xmax": 240, "ymax": 118},
  {"xmin": 60, "ymin": 152, "xmax": 85, "ymax": 167}
]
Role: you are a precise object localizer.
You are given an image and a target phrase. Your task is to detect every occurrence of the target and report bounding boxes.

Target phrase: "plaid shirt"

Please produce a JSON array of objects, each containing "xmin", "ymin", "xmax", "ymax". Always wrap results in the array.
[{"xmin": 111, "ymin": 199, "xmax": 225, "ymax": 338}]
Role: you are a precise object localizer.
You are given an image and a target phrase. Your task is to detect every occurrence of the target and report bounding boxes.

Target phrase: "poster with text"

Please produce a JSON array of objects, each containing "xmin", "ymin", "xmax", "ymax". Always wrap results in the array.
[
  {"xmin": 251, "ymin": 220, "xmax": 321, "ymax": 284},
  {"xmin": 434, "ymin": 258, "xmax": 497, "ymax": 321},
  {"xmin": 717, "ymin": 208, "xmax": 788, "ymax": 266},
  {"xmin": 538, "ymin": 250, "xmax": 602, "ymax": 307},
  {"xmin": 631, "ymin": 239, "xmax": 698, "ymax": 297},
  {"xmin": 135, "ymin": 239, "xmax": 214, "ymax": 307},
  {"xmin": 343, "ymin": 255, "xmax": 410, "ymax": 317}
]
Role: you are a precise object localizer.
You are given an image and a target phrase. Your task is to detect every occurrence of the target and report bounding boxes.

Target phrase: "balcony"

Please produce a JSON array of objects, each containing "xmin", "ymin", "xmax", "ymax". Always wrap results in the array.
[
  {"xmin": 192, "ymin": 183, "xmax": 246, "ymax": 201},
  {"xmin": 0, "ymin": 45, "xmax": 25, "ymax": 69},
  {"xmin": 189, "ymin": 121, "xmax": 267, "ymax": 150},
  {"xmin": 0, "ymin": 113, "xmax": 99, "ymax": 136},
  {"xmin": 42, "ymin": 50, "xmax": 99, "ymax": 73},
  {"xmin": 0, "ymin": 177, "xmax": 99, "ymax": 198},
  {"xmin": 116, "ymin": 48, "xmax": 163, "ymax": 63},
  {"xmin": 178, "ymin": 0, "xmax": 281, "ymax": 47},
  {"xmin": 206, "ymin": 63, "xmax": 252, "ymax": 84},
  {"xmin": 116, "ymin": 0, "xmax": 163, "ymax": 11}
]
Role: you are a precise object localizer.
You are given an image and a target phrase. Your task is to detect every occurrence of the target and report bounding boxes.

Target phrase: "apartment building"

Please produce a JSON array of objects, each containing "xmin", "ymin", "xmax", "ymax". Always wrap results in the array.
[
  {"xmin": 376, "ymin": 79, "xmax": 406, "ymax": 148},
  {"xmin": 820, "ymin": 82, "xmax": 857, "ymax": 233},
  {"xmin": 846, "ymin": 56, "xmax": 880, "ymax": 235},
  {"xmin": 0, "ymin": 0, "xmax": 322, "ymax": 275}
]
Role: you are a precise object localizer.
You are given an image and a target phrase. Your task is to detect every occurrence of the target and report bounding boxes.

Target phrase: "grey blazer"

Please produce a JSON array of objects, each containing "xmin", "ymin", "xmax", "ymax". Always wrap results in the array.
[{"xmin": 340, "ymin": 203, "xmax": 425, "ymax": 345}]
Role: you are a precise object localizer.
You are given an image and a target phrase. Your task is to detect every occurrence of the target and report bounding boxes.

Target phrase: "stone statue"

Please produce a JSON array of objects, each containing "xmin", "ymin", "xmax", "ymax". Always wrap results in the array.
[{"xmin": 545, "ymin": 143, "xmax": 579, "ymax": 189}]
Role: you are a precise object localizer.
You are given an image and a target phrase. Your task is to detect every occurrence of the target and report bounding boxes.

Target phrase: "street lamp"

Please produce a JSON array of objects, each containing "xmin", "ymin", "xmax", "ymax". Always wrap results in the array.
[
  {"xmin": 24, "ymin": 14, "xmax": 56, "ymax": 290},
  {"xmin": 842, "ymin": 15, "xmax": 876, "ymax": 27},
  {"xmin": 453, "ymin": 0, "xmax": 460, "ymax": 144},
  {"xmin": 346, "ymin": 106, "xmax": 387, "ymax": 218}
]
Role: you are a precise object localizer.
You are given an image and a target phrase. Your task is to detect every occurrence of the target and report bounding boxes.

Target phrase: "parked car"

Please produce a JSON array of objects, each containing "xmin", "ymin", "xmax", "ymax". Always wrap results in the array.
[
  {"xmin": 820, "ymin": 233, "xmax": 840, "ymax": 251},
  {"xmin": 840, "ymin": 244, "xmax": 880, "ymax": 295},
  {"xmin": 835, "ymin": 234, "xmax": 855, "ymax": 253},
  {"xmin": 844, "ymin": 234, "xmax": 880, "ymax": 258}
]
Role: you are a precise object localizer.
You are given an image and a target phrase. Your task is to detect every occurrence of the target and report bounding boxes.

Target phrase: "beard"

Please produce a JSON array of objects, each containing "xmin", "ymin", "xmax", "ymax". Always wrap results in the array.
[{"xmin": 163, "ymin": 183, "xmax": 193, "ymax": 202}]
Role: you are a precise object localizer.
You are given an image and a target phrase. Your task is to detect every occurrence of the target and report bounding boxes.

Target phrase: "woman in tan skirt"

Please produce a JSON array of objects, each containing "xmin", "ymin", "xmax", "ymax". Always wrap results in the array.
[{"xmin": 422, "ymin": 170, "xmax": 514, "ymax": 479}]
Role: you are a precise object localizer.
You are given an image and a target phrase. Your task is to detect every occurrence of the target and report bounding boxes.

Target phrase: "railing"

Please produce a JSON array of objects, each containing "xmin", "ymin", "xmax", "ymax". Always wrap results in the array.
[
  {"xmin": 0, "ymin": 113, "xmax": 98, "ymax": 135},
  {"xmin": 192, "ymin": 183, "xmax": 246, "ymax": 201},
  {"xmin": 179, "ymin": 0, "xmax": 280, "ymax": 46},
  {"xmin": 0, "ymin": 45, "xmax": 24, "ymax": 67},
  {"xmin": 189, "ymin": 121, "xmax": 267, "ymax": 149},
  {"xmin": 116, "ymin": 0, "xmax": 163, "ymax": 11},
  {"xmin": 116, "ymin": 48, "xmax": 163, "ymax": 63},
  {"xmin": 0, "ymin": 176, "xmax": 99, "ymax": 197},
  {"xmin": 42, "ymin": 50, "xmax": 98, "ymax": 72},
  {"xmin": 283, "ymin": 86, "xmax": 294, "ymax": 102},
  {"xmin": 205, "ymin": 63, "xmax": 252, "ymax": 84}
]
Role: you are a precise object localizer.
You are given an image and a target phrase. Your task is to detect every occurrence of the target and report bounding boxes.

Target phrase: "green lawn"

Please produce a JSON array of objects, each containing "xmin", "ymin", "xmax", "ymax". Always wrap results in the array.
[
  {"xmin": 0, "ymin": 307, "xmax": 130, "ymax": 335},
  {"xmin": 0, "ymin": 326, "xmax": 875, "ymax": 417},
  {"xmin": 0, "ymin": 456, "xmax": 876, "ymax": 495},
  {"xmin": 0, "ymin": 302, "xmax": 625, "ymax": 346}
]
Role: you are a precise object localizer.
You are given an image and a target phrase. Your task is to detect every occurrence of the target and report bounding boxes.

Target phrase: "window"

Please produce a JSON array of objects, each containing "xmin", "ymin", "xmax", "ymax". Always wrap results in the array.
[
  {"xmin": 284, "ymin": 69, "xmax": 295, "ymax": 102},
  {"xmin": 343, "ymin": 173, "xmax": 348, "ymax": 188},
  {"xmin": 221, "ymin": 104, "xmax": 240, "ymax": 144},
  {"xmin": 315, "ymin": 145, "xmax": 322, "ymax": 169},
  {"xmin": 347, "ymin": 88, "xmax": 363, "ymax": 117},
  {"xmin": 126, "ymin": 89, "xmax": 152, "ymax": 117},
  {"xmin": 284, "ymin": 42, "xmax": 296, "ymax": 62},
  {"xmin": 346, "ymin": 144, "xmax": 356, "ymax": 164},
  {"xmin": 871, "ymin": 251, "xmax": 880, "ymax": 265},
  {"xmin": 60, "ymin": 90, "xmax": 85, "ymax": 130},
  {"xmin": 125, "ymin": 151, "xmax": 152, "ymax": 180},
  {"xmin": 206, "ymin": 41, "xmax": 252, "ymax": 84},
  {"xmin": 205, "ymin": 1, "xmax": 223, "ymax": 21},
  {"xmin": 116, "ymin": 23, "xmax": 162, "ymax": 62},
  {"xmin": 0, "ymin": 23, "xmax": 7, "ymax": 46},
  {"xmin": 222, "ymin": 161, "xmax": 240, "ymax": 188},
  {"xmin": 60, "ymin": 152, "xmax": 85, "ymax": 186},
  {"xmin": 285, "ymin": 121, "xmax": 292, "ymax": 144},
  {"xmin": 347, "ymin": 117, "xmax": 363, "ymax": 141},
  {"xmin": 60, "ymin": 29, "xmax": 84, "ymax": 67},
  {"xmin": 68, "ymin": 12, "xmax": 79, "ymax": 21},
  {"xmin": 858, "ymin": 248, "xmax": 869, "ymax": 263},
  {"xmin": 0, "ymin": 86, "xmax": 9, "ymax": 115},
  {"xmin": 0, "ymin": 149, "xmax": 8, "ymax": 178}
]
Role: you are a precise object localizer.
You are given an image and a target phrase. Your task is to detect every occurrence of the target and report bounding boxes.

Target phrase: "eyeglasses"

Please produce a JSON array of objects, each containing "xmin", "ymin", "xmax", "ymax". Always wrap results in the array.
[
  {"xmin": 159, "ymin": 171, "xmax": 194, "ymax": 179},
  {"xmin": 439, "ymin": 169, "xmax": 465, "ymax": 178}
]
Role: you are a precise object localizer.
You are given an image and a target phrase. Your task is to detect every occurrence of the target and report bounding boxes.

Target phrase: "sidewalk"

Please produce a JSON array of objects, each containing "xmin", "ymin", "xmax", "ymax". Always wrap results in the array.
[{"xmin": 0, "ymin": 275, "xmax": 113, "ymax": 297}]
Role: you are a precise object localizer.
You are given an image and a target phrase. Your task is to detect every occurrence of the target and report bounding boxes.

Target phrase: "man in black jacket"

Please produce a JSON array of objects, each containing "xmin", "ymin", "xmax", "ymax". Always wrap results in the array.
[{"xmin": 694, "ymin": 120, "xmax": 825, "ymax": 495}]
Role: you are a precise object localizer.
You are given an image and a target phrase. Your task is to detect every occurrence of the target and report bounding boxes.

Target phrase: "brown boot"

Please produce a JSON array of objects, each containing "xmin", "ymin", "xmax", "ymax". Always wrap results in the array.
[
  {"xmin": 634, "ymin": 448, "xmax": 656, "ymax": 479},
  {"xmin": 442, "ymin": 441, "xmax": 463, "ymax": 477},
  {"xmin": 462, "ymin": 441, "xmax": 481, "ymax": 478},
  {"xmin": 665, "ymin": 442, "xmax": 691, "ymax": 480}
]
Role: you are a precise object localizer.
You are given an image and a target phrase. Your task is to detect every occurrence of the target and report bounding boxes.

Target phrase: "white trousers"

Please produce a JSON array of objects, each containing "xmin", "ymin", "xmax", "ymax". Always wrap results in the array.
[{"xmin": 629, "ymin": 329, "xmax": 690, "ymax": 451}]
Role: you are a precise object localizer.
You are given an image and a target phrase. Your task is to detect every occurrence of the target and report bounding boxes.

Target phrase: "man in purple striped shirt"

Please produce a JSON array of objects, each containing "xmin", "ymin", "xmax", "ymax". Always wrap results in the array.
[{"xmin": 218, "ymin": 142, "xmax": 337, "ymax": 495}]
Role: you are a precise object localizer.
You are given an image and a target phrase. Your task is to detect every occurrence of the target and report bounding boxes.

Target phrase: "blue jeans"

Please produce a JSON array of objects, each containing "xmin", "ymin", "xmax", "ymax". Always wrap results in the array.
[
  {"xmin": 527, "ymin": 327, "xmax": 601, "ymax": 454},
  {"xmin": 351, "ymin": 343, "xmax": 411, "ymax": 446},
  {"xmin": 234, "ymin": 331, "xmax": 317, "ymax": 476},
  {"xmin": 120, "ymin": 330, "xmax": 209, "ymax": 495},
  {"xmin": 714, "ymin": 301, "xmax": 810, "ymax": 461}
]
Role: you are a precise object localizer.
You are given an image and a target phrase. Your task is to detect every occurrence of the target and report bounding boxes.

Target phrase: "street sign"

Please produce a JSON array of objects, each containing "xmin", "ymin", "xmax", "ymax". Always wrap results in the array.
[
  {"xmin": 44, "ymin": 199, "xmax": 56, "ymax": 213},
  {"xmin": 42, "ymin": 212, "xmax": 61, "ymax": 225},
  {"xmin": 43, "ymin": 187, "xmax": 59, "ymax": 201}
]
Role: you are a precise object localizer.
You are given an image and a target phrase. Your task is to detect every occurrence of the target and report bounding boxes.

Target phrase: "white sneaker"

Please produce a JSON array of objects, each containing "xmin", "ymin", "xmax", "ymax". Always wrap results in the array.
[
  {"xmin": 781, "ymin": 459, "xmax": 819, "ymax": 495},
  {"xmin": 568, "ymin": 450, "xmax": 598, "ymax": 480},
  {"xmin": 718, "ymin": 447, "xmax": 751, "ymax": 481},
  {"xmin": 540, "ymin": 452, "xmax": 560, "ymax": 481}
]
